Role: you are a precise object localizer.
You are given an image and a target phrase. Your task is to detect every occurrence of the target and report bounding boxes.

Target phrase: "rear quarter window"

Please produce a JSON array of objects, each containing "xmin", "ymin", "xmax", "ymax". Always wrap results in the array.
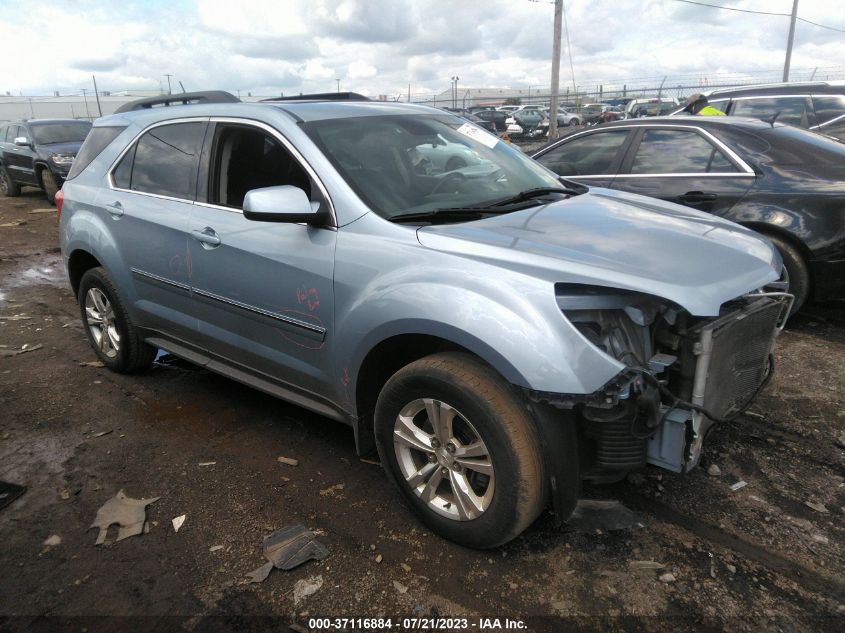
[{"xmin": 66, "ymin": 126, "xmax": 127, "ymax": 180}]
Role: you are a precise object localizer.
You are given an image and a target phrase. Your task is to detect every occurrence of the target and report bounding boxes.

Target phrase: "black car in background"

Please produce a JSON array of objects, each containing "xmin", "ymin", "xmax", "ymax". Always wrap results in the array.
[
  {"xmin": 472, "ymin": 108, "xmax": 510, "ymax": 132},
  {"xmin": 531, "ymin": 116, "xmax": 845, "ymax": 312},
  {"xmin": 672, "ymin": 81, "xmax": 845, "ymax": 141},
  {"xmin": 0, "ymin": 119, "xmax": 92, "ymax": 204}
]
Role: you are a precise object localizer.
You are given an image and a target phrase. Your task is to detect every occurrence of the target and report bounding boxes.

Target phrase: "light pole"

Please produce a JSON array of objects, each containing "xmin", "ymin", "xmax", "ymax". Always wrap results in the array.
[
  {"xmin": 336, "ymin": 78, "xmax": 340, "ymax": 92},
  {"xmin": 164, "ymin": 74, "xmax": 173, "ymax": 95},
  {"xmin": 451, "ymin": 76, "xmax": 459, "ymax": 109}
]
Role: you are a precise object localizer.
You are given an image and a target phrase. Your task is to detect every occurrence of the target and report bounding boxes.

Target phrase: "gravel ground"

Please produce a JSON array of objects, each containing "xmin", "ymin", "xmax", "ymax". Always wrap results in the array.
[{"xmin": 0, "ymin": 188, "xmax": 843, "ymax": 632}]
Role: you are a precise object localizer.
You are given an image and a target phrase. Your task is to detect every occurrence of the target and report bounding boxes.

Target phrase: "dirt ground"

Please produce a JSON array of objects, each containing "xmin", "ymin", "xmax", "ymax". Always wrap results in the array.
[{"xmin": 0, "ymin": 187, "xmax": 843, "ymax": 633}]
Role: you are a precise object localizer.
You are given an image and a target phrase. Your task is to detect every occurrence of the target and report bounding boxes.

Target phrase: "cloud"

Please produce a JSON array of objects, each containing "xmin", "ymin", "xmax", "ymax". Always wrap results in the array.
[{"xmin": 0, "ymin": 0, "xmax": 839, "ymax": 102}]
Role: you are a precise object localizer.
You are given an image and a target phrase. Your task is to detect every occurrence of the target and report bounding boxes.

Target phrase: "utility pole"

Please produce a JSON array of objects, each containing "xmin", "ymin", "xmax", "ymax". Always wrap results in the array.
[
  {"xmin": 81, "ymin": 88, "xmax": 91, "ymax": 120},
  {"xmin": 164, "ymin": 74, "xmax": 173, "ymax": 95},
  {"xmin": 335, "ymin": 78, "xmax": 340, "ymax": 92},
  {"xmin": 782, "ymin": 0, "xmax": 799, "ymax": 82},
  {"xmin": 549, "ymin": 0, "xmax": 563, "ymax": 140},
  {"xmin": 91, "ymin": 75, "xmax": 102, "ymax": 117},
  {"xmin": 451, "ymin": 76, "xmax": 459, "ymax": 109},
  {"xmin": 408, "ymin": 83, "xmax": 411, "ymax": 103}
]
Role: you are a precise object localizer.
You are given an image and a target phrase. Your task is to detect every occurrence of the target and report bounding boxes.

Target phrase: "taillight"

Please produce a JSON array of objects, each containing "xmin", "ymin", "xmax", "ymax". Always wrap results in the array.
[{"xmin": 55, "ymin": 189, "xmax": 64, "ymax": 219}]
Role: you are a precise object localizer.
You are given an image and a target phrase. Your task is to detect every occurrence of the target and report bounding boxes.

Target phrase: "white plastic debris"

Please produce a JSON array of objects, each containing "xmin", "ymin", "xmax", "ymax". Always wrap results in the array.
[
  {"xmin": 43, "ymin": 534, "xmax": 62, "ymax": 546},
  {"xmin": 90, "ymin": 490, "xmax": 159, "ymax": 545},
  {"xmin": 293, "ymin": 575, "xmax": 323, "ymax": 605},
  {"xmin": 172, "ymin": 515, "xmax": 186, "ymax": 532},
  {"xmin": 730, "ymin": 480, "xmax": 747, "ymax": 491}
]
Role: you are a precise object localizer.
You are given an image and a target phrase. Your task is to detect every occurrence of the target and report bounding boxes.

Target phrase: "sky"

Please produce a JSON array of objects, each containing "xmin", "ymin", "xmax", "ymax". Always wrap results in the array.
[{"xmin": 0, "ymin": 0, "xmax": 842, "ymax": 99}]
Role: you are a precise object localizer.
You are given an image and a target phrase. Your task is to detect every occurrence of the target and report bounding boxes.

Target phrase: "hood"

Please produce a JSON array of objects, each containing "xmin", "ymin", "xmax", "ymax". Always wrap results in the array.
[
  {"xmin": 37, "ymin": 141, "xmax": 83, "ymax": 156},
  {"xmin": 416, "ymin": 188, "xmax": 780, "ymax": 316}
]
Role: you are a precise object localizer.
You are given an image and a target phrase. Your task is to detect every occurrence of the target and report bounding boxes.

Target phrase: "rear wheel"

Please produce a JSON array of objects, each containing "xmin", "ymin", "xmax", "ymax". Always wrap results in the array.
[
  {"xmin": 41, "ymin": 169, "xmax": 59, "ymax": 205},
  {"xmin": 767, "ymin": 235, "xmax": 809, "ymax": 315},
  {"xmin": 0, "ymin": 165, "xmax": 20, "ymax": 197},
  {"xmin": 78, "ymin": 267, "xmax": 157, "ymax": 373},
  {"xmin": 375, "ymin": 352, "xmax": 546, "ymax": 548}
]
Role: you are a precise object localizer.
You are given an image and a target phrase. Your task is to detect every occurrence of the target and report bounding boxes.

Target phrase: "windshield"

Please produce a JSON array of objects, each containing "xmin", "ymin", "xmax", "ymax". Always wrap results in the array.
[
  {"xmin": 301, "ymin": 114, "xmax": 562, "ymax": 219},
  {"xmin": 30, "ymin": 122, "xmax": 92, "ymax": 145}
]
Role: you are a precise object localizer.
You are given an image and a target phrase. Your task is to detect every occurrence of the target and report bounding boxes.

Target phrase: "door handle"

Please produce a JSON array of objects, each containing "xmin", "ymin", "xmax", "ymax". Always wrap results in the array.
[
  {"xmin": 104, "ymin": 201, "xmax": 124, "ymax": 217},
  {"xmin": 192, "ymin": 227, "xmax": 221, "ymax": 247},
  {"xmin": 678, "ymin": 191, "xmax": 717, "ymax": 203}
]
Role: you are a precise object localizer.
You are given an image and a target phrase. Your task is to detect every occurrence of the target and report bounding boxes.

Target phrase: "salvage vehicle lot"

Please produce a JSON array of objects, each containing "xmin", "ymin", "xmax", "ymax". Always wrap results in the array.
[{"xmin": 1, "ymin": 190, "xmax": 844, "ymax": 630}]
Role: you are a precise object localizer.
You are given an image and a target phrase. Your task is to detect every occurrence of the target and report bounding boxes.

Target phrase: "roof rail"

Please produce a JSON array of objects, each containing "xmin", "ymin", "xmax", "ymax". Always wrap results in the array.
[
  {"xmin": 114, "ymin": 90, "xmax": 240, "ymax": 114},
  {"xmin": 260, "ymin": 92, "xmax": 370, "ymax": 102}
]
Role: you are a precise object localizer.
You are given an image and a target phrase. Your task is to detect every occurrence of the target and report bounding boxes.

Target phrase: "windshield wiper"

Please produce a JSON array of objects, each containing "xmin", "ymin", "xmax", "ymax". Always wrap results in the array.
[
  {"xmin": 480, "ymin": 186, "xmax": 583, "ymax": 208},
  {"xmin": 389, "ymin": 208, "xmax": 507, "ymax": 224}
]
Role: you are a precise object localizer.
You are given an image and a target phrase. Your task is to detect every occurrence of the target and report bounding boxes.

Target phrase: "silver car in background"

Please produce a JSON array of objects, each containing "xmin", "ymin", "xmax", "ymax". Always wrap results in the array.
[{"xmin": 58, "ymin": 94, "xmax": 791, "ymax": 548}]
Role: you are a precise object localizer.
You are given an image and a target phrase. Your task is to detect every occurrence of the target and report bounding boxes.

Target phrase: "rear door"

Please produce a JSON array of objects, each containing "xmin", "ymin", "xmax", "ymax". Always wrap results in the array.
[
  {"xmin": 105, "ymin": 119, "xmax": 208, "ymax": 342},
  {"xmin": 188, "ymin": 119, "xmax": 337, "ymax": 398},
  {"xmin": 610, "ymin": 125, "xmax": 755, "ymax": 216},
  {"xmin": 532, "ymin": 128, "xmax": 633, "ymax": 189},
  {"xmin": 729, "ymin": 95, "xmax": 814, "ymax": 129}
]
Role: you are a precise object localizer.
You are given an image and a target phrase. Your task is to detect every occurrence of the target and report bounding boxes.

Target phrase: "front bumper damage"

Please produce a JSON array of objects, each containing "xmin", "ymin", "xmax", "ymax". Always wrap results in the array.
[{"xmin": 529, "ymin": 288, "xmax": 792, "ymax": 478}]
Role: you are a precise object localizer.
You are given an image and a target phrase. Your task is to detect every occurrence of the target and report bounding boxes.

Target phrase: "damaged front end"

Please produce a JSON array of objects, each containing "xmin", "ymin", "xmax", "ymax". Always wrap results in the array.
[{"xmin": 530, "ymin": 283, "xmax": 793, "ymax": 481}]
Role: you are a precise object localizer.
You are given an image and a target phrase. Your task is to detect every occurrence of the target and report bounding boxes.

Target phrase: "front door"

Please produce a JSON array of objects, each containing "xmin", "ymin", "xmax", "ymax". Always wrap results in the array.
[{"xmin": 188, "ymin": 121, "xmax": 337, "ymax": 398}]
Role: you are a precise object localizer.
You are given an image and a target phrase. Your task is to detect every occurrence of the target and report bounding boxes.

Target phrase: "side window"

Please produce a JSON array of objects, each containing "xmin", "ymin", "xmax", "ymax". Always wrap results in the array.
[
  {"xmin": 127, "ymin": 122, "xmax": 206, "ymax": 199},
  {"xmin": 112, "ymin": 144, "xmax": 135, "ymax": 189},
  {"xmin": 209, "ymin": 125, "xmax": 311, "ymax": 209},
  {"xmin": 630, "ymin": 129, "xmax": 739, "ymax": 174},
  {"xmin": 731, "ymin": 97, "xmax": 810, "ymax": 127},
  {"xmin": 708, "ymin": 99, "xmax": 730, "ymax": 114},
  {"xmin": 535, "ymin": 130, "xmax": 628, "ymax": 176},
  {"xmin": 812, "ymin": 95, "xmax": 845, "ymax": 126}
]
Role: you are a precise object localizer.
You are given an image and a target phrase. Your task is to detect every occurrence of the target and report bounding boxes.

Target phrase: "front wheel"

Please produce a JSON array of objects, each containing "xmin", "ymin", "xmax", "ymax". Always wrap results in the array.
[
  {"xmin": 42, "ymin": 169, "xmax": 59, "ymax": 205},
  {"xmin": 767, "ymin": 235, "xmax": 809, "ymax": 315},
  {"xmin": 78, "ymin": 267, "xmax": 157, "ymax": 373},
  {"xmin": 374, "ymin": 353, "xmax": 546, "ymax": 548}
]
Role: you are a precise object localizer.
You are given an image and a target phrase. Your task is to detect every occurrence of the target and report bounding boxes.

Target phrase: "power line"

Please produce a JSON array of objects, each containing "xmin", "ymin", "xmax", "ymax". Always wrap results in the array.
[{"xmin": 671, "ymin": 0, "xmax": 845, "ymax": 33}]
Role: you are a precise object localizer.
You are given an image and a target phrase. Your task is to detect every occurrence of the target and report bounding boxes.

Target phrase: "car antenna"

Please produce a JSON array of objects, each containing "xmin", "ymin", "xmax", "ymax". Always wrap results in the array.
[{"xmin": 764, "ymin": 111, "xmax": 781, "ymax": 128}]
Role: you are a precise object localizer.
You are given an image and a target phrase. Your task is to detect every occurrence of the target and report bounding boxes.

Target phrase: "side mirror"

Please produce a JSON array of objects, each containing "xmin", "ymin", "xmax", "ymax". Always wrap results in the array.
[
  {"xmin": 14, "ymin": 137, "xmax": 31, "ymax": 147},
  {"xmin": 243, "ymin": 185, "xmax": 323, "ymax": 224}
]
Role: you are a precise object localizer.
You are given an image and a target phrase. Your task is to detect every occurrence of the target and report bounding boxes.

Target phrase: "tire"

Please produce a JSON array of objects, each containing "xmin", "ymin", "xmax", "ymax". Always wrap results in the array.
[
  {"xmin": 0, "ymin": 165, "xmax": 21, "ymax": 197},
  {"xmin": 767, "ymin": 235, "xmax": 809, "ymax": 315},
  {"xmin": 78, "ymin": 267, "xmax": 157, "ymax": 373},
  {"xmin": 41, "ymin": 169, "xmax": 58, "ymax": 205},
  {"xmin": 374, "ymin": 352, "xmax": 546, "ymax": 548}
]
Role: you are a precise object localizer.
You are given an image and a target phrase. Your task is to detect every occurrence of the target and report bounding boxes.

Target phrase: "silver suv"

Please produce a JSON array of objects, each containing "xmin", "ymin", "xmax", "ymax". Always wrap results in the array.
[{"xmin": 59, "ymin": 92, "xmax": 791, "ymax": 548}]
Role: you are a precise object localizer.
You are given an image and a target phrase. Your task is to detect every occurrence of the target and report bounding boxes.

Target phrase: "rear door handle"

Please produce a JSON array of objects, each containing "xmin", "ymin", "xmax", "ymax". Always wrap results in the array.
[
  {"xmin": 192, "ymin": 227, "xmax": 221, "ymax": 247},
  {"xmin": 104, "ymin": 201, "xmax": 124, "ymax": 217},
  {"xmin": 678, "ymin": 191, "xmax": 717, "ymax": 203}
]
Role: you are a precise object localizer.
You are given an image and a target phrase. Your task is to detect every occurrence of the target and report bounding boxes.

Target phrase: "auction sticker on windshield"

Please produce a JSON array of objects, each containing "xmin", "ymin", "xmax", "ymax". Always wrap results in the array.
[{"xmin": 456, "ymin": 122, "xmax": 499, "ymax": 149}]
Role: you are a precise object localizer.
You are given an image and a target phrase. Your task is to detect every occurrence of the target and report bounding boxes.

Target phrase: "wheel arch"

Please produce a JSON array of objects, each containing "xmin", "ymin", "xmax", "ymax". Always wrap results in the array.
[
  {"xmin": 351, "ymin": 329, "xmax": 526, "ymax": 457},
  {"xmin": 67, "ymin": 249, "xmax": 103, "ymax": 299},
  {"xmin": 739, "ymin": 220, "xmax": 814, "ymax": 286}
]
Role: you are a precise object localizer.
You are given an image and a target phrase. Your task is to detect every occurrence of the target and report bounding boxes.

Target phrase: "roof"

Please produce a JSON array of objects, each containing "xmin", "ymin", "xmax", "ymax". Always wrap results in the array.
[
  {"xmin": 597, "ymin": 116, "xmax": 783, "ymax": 131},
  {"xmin": 707, "ymin": 81, "xmax": 845, "ymax": 98},
  {"xmin": 96, "ymin": 98, "xmax": 447, "ymax": 128}
]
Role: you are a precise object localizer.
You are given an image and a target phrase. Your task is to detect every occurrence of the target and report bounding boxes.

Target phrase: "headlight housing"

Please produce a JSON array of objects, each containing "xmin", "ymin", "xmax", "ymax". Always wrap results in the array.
[{"xmin": 50, "ymin": 153, "xmax": 75, "ymax": 166}]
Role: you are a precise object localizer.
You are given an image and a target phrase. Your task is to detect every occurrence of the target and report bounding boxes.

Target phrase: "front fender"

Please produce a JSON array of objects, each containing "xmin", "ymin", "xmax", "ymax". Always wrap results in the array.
[{"xmin": 337, "ymin": 267, "xmax": 626, "ymax": 410}]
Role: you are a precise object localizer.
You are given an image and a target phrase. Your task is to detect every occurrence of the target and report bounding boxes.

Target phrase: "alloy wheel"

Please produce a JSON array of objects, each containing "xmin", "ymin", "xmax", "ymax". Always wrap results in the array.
[
  {"xmin": 393, "ymin": 398, "xmax": 494, "ymax": 521},
  {"xmin": 84, "ymin": 288, "xmax": 120, "ymax": 359}
]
